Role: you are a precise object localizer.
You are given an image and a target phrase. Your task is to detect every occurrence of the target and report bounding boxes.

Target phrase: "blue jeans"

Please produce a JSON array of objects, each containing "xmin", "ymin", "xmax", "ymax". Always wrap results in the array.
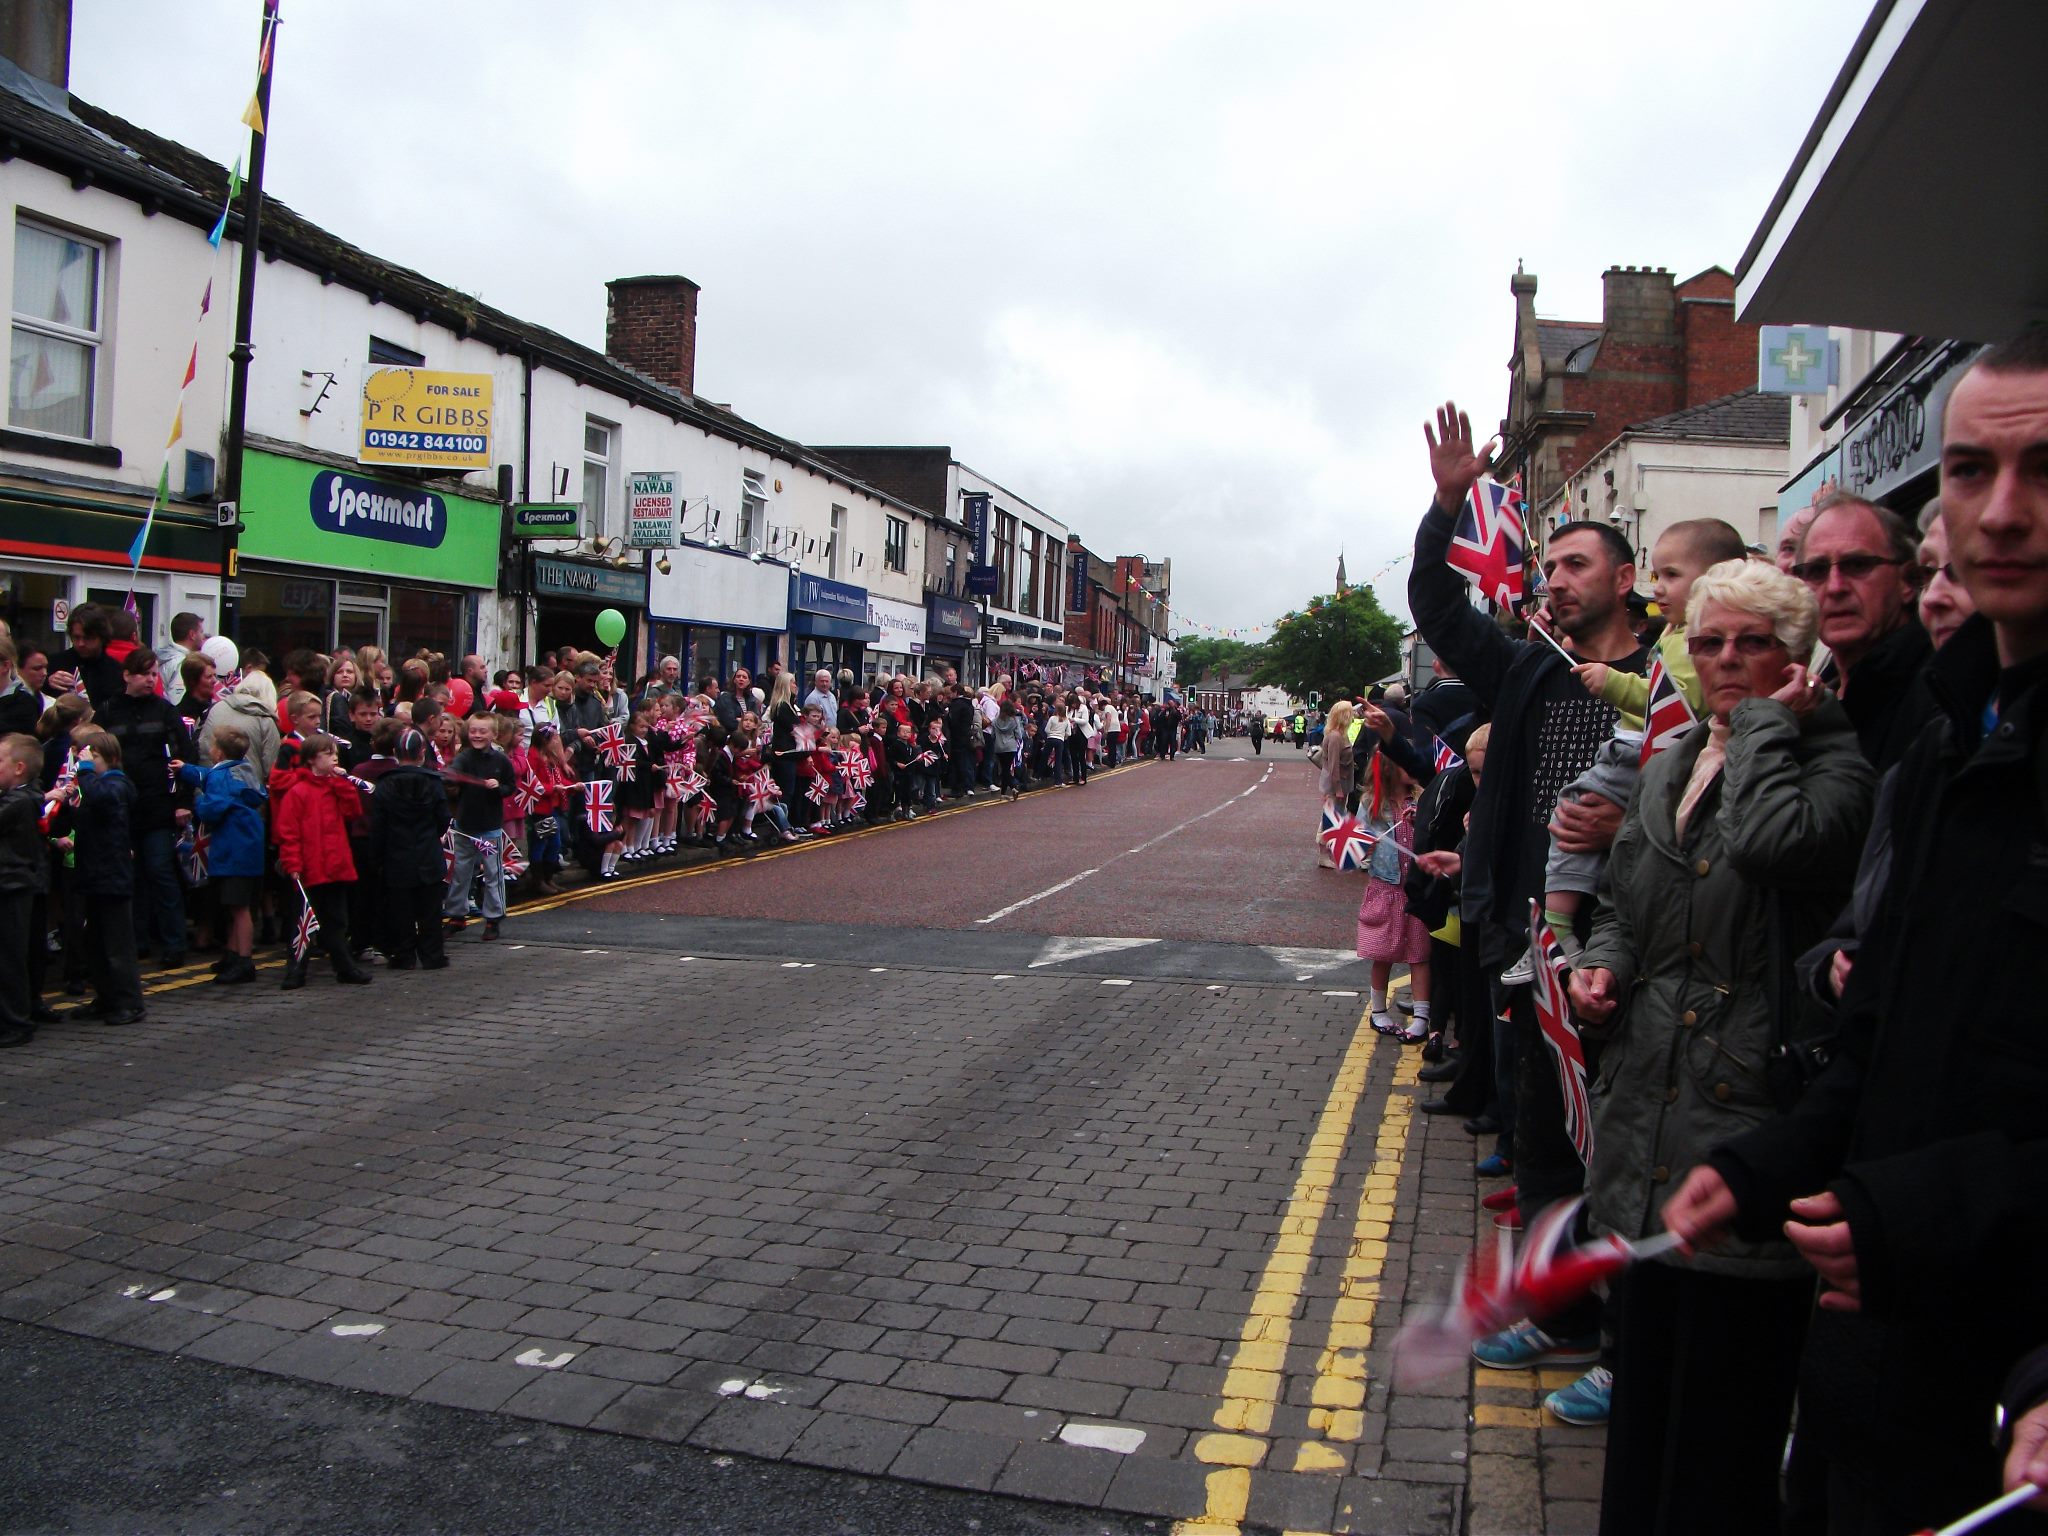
[{"xmin": 132, "ymin": 825, "xmax": 186, "ymax": 958}]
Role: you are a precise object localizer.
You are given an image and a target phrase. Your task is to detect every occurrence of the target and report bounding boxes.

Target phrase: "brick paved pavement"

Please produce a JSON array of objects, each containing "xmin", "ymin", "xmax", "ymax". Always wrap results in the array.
[{"xmin": 0, "ymin": 954, "xmax": 1598, "ymax": 1531}]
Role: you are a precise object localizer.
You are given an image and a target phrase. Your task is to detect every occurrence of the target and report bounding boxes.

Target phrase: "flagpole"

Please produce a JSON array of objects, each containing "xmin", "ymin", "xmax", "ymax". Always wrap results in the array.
[{"xmin": 218, "ymin": 0, "xmax": 279, "ymax": 641}]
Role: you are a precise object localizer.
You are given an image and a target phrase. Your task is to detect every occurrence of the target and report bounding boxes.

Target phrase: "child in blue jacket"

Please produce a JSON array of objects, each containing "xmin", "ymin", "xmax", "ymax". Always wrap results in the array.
[{"xmin": 179, "ymin": 720, "xmax": 267, "ymax": 986}]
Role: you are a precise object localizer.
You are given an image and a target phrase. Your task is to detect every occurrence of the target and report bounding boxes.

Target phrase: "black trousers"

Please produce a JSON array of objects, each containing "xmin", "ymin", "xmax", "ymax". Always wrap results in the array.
[
  {"xmin": 1599, "ymin": 1262, "xmax": 1811, "ymax": 1536},
  {"xmin": 383, "ymin": 882, "xmax": 446, "ymax": 967},
  {"xmin": 83, "ymin": 896, "xmax": 143, "ymax": 1013},
  {"xmin": 1441, "ymin": 937, "xmax": 1494, "ymax": 1116},
  {"xmin": 1510, "ymin": 989, "xmax": 1596, "ymax": 1333},
  {"xmin": 0, "ymin": 891, "xmax": 32, "ymax": 1027},
  {"xmin": 288, "ymin": 880, "xmax": 355, "ymax": 974}
]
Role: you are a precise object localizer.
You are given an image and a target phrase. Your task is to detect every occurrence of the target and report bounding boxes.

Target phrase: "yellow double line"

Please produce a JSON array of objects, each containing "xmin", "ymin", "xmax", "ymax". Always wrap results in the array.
[{"xmin": 1175, "ymin": 984, "xmax": 1419, "ymax": 1536}]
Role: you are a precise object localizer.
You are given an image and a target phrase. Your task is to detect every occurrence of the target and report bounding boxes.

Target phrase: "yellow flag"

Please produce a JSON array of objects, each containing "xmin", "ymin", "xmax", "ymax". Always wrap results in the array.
[
  {"xmin": 241, "ymin": 92, "xmax": 265, "ymax": 135},
  {"xmin": 165, "ymin": 402, "xmax": 184, "ymax": 448}
]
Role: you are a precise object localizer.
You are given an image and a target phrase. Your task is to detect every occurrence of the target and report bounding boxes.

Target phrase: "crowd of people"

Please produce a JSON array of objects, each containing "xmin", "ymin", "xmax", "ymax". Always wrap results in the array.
[
  {"xmin": 0, "ymin": 620, "xmax": 1222, "ymax": 1034},
  {"xmin": 1380, "ymin": 331, "xmax": 2048, "ymax": 1534}
]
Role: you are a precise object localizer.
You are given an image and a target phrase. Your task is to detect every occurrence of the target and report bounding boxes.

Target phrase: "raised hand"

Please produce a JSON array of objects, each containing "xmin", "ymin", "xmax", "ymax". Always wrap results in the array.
[{"xmin": 1423, "ymin": 400, "xmax": 1495, "ymax": 513}]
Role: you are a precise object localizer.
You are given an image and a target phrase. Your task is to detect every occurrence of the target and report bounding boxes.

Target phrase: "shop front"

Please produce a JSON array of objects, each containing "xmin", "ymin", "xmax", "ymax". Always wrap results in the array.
[
  {"xmin": 1836, "ymin": 340, "xmax": 1980, "ymax": 521},
  {"xmin": 646, "ymin": 544, "xmax": 789, "ymax": 688},
  {"xmin": 863, "ymin": 593, "xmax": 927, "ymax": 685},
  {"xmin": 0, "ymin": 478, "xmax": 223, "ymax": 653},
  {"xmin": 234, "ymin": 449, "xmax": 496, "ymax": 664},
  {"xmin": 532, "ymin": 555, "xmax": 649, "ymax": 666},
  {"xmin": 787, "ymin": 572, "xmax": 879, "ymax": 680},
  {"xmin": 924, "ymin": 594, "xmax": 979, "ymax": 682}
]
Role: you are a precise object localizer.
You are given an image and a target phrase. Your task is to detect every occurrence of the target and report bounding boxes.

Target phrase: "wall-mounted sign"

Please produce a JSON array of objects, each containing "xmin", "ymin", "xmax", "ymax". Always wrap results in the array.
[
  {"xmin": 790, "ymin": 572, "xmax": 870, "ymax": 623},
  {"xmin": 961, "ymin": 491, "xmax": 990, "ymax": 566},
  {"xmin": 311, "ymin": 469, "xmax": 447, "ymax": 550},
  {"xmin": 532, "ymin": 556, "xmax": 646, "ymax": 607},
  {"xmin": 966, "ymin": 564, "xmax": 999, "ymax": 597},
  {"xmin": 1068, "ymin": 552, "xmax": 1090, "ymax": 612},
  {"xmin": 1757, "ymin": 326, "xmax": 1840, "ymax": 396},
  {"xmin": 359, "ymin": 367, "xmax": 494, "ymax": 470},
  {"xmin": 927, "ymin": 594, "xmax": 979, "ymax": 642},
  {"xmin": 510, "ymin": 502, "xmax": 581, "ymax": 537},
  {"xmin": 627, "ymin": 471, "xmax": 680, "ymax": 548},
  {"xmin": 1841, "ymin": 342, "xmax": 1979, "ymax": 504},
  {"xmin": 866, "ymin": 594, "xmax": 927, "ymax": 655},
  {"xmin": 237, "ymin": 449, "xmax": 499, "ymax": 588}
]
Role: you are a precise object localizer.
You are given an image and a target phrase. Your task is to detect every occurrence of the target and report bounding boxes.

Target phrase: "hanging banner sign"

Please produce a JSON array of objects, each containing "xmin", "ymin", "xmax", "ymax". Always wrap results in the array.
[
  {"xmin": 359, "ymin": 367, "xmax": 495, "ymax": 470},
  {"xmin": 627, "ymin": 471, "xmax": 680, "ymax": 548}
]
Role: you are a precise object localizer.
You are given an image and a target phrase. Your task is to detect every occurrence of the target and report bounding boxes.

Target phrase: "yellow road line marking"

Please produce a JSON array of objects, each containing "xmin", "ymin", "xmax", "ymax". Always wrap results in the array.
[
  {"xmin": 1173, "ymin": 1010, "xmax": 1382, "ymax": 1536},
  {"xmin": 1295, "ymin": 1045, "xmax": 1419, "ymax": 1467}
]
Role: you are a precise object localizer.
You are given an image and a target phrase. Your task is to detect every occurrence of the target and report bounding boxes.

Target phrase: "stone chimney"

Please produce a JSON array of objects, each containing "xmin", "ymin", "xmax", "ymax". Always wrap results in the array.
[
  {"xmin": 604, "ymin": 275, "xmax": 700, "ymax": 398},
  {"xmin": 1, "ymin": 0, "xmax": 72, "ymax": 90},
  {"xmin": 1599, "ymin": 265, "xmax": 1677, "ymax": 345}
]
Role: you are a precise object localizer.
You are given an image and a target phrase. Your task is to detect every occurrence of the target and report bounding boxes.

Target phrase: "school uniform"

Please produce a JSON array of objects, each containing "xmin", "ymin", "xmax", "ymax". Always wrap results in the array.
[{"xmin": 367, "ymin": 762, "xmax": 451, "ymax": 967}]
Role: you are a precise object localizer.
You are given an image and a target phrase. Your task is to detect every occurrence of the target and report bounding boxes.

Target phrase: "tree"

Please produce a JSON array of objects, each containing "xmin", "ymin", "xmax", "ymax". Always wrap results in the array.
[
  {"xmin": 1252, "ymin": 587, "xmax": 1403, "ymax": 705},
  {"xmin": 1172, "ymin": 634, "xmax": 1265, "ymax": 685}
]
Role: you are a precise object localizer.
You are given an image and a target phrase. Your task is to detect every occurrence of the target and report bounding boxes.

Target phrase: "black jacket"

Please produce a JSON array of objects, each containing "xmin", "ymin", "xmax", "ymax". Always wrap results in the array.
[
  {"xmin": 447, "ymin": 746, "xmax": 515, "ymax": 832},
  {"xmin": 1408, "ymin": 677, "xmax": 1482, "ymax": 758},
  {"xmin": 0, "ymin": 685, "xmax": 38, "ymax": 738},
  {"xmin": 1710, "ymin": 615, "xmax": 2048, "ymax": 1523},
  {"xmin": 1407, "ymin": 498, "xmax": 1646, "ymax": 962},
  {"xmin": 1834, "ymin": 615, "xmax": 1937, "ymax": 772},
  {"xmin": 73, "ymin": 768, "xmax": 135, "ymax": 896},
  {"xmin": 945, "ymin": 695, "xmax": 977, "ymax": 749},
  {"xmin": 50, "ymin": 648, "xmax": 122, "ymax": 710},
  {"xmin": 366, "ymin": 763, "xmax": 450, "ymax": 888},
  {"xmin": 557, "ymin": 691, "xmax": 609, "ymax": 779},
  {"xmin": 0, "ymin": 781, "xmax": 48, "ymax": 895},
  {"xmin": 99, "ymin": 692, "xmax": 193, "ymax": 834}
]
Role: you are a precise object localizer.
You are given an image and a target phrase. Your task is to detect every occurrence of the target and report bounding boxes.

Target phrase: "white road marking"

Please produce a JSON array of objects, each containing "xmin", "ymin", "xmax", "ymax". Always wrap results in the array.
[
  {"xmin": 1261, "ymin": 944, "xmax": 1358, "ymax": 976},
  {"xmin": 1028, "ymin": 936, "xmax": 1159, "ymax": 969},
  {"xmin": 1060, "ymin": 1424, "xmax": 1148, "ymax": 1453},
  {"xmin": 330, "ymin": 1323, "xmax": 385, "ymax": 1337},
  {"xmin": 975, "ymin": 766, "xmax": 1275, "ymax": 925},
  {"xmin": 516, "ymin": 1349, "xmax": 576, "ymax": 1369},
  {"xmin": 1101, "ymin": 978, "xmax": 1133, "ymax": 987}
]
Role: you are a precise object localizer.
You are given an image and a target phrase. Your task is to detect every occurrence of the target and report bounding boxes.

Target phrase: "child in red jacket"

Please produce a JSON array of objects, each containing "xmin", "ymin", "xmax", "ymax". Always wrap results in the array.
[{"xmin": 273, "ymin": 732, "xmax": 370, "ymax": 990}]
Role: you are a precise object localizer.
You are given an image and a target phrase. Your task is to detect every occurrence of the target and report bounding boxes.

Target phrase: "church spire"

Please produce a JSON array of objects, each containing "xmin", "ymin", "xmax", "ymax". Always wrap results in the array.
[{"xmin": 1335, "ymin": 549, "xmax": 1349, "ymax": 594}]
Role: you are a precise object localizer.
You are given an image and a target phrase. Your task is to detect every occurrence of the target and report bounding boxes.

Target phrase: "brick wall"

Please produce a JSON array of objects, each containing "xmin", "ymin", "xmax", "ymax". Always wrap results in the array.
[{"xmin": 604, "ymin": 275, "xmax": 700, "ymax": 397}]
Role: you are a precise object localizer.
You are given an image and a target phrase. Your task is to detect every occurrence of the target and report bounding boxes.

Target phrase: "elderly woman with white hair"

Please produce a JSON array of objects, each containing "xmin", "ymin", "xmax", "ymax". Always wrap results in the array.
[{"xmin": 1565, "ymin": 559, "xmax": 1875, "ymax": 1535}]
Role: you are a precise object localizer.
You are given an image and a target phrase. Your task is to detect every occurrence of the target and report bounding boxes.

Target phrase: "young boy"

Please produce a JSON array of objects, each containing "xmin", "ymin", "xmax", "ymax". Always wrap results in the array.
[
  {"xmin": 885, "ymin": 718, "xmax": 921, "ymax": 821},
  {"xmin": 273, "ymin": 733, "xmax": 370, "ymax": 989},
  {"xmin": 442, "ymin": 711, "xmax": 515, "ymax": 939},
  {"xmin": 0, "ymin": 734, "xmax": 55, "ymax": 1044},
  {"xmin": 368, "ymin": 728, "xmax": 452, "ymax": 970},
  {"xmin": 178, "ymin": 722, "xmax": 267, "ymax": 986},
  {"xmin": 1508, "ymin": 517, "xmax": 1745, "ymax": 975},
  {"xmin": 68, "ymin": 730, "xmax": 146, "ymax": 1024}
]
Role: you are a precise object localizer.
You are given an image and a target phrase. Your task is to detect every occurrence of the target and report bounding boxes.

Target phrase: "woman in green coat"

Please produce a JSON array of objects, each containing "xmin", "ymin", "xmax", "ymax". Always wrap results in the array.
[{"xmin": 1569, "ymin": 559, "xmax": 1875, "ymax": 1536}]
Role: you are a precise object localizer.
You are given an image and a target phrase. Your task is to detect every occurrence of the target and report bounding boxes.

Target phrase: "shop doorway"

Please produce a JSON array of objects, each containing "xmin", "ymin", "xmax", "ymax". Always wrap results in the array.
[
  {"xmin": 85, "ymin": 585, "xmax": 157, "ymax": 650},
  {"xmin": 337, "ymin": 598, "xmax": 386, "ymax": 656}
]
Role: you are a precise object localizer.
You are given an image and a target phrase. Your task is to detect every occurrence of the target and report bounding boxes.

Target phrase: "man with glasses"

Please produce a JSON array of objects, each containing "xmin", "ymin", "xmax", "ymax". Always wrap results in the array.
[{"xmin": 1790, "ymin": 494, "xmax": 1929, "ymax": 768}]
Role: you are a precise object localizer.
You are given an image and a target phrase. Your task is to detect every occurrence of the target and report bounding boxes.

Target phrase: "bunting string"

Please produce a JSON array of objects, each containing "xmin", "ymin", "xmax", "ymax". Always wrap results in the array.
[
  {"xmin": 128, "ymin": 5, "xmax": 275, "ymax": 587},
  {"xmin": 1118, "ymin": 549, "xmax": 1414, "ymax": 642}
]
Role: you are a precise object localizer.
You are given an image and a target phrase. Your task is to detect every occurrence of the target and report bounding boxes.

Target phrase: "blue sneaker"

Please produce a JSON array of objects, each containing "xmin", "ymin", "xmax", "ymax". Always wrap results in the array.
[
  {"xmin": 1476, "ymin": 1153, "xmax": 1513, "ymax": 1177},
  {"xmin": 1544, "ymin": 1365, "xmax": 1613, "ymax": 1424},
  {"xmin": 1471, "ymin": 1319, "xmax": 1602, "ymax": 1369}
]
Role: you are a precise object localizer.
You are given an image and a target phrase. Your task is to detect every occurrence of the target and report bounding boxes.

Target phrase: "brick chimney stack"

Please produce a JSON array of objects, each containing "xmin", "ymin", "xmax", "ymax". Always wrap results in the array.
[{"xmin": 604, "ymin": 275, "xmax": 700, "ymax": 398}]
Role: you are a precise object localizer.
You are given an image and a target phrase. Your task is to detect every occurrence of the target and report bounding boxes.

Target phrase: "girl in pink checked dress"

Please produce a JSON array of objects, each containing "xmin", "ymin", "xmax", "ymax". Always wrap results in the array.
[{"xmin": 1354, "ymin": 753, "xmax": 1431, "ymax": 1044}]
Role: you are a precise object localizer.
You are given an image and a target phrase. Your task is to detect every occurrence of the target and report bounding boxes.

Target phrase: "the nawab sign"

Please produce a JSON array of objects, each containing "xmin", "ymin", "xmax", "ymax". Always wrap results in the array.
[{"xmin": 237, "ymin": 450, "xmax": 499, "ymax": 587}]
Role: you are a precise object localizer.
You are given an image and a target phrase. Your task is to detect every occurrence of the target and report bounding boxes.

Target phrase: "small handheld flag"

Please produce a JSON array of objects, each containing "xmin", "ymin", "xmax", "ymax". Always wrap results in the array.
[
  {"xmin": 291, "ymin": 878, "xmax": 319, "ymax": 961},
  {"xmin": 589, "ymin": 722, "xmax": 628, "ymax": 767},
  {"xmin": 1433, "ymin": 736, "xmax": 1464, "ymax": 775},
  {"xmin": 1447, "ymin": 476, "xmax": 1527, "ymax": 607},
  {"xmin": 1639, "ymin": 653, "xmax": 1698, "ymax": 764},
  {"xmin": 1318, "ymin": 803, "xmax": 1375, "ymax": 872},
  {"xmin": 583, "ymin": 780, "xmax": 616, "ymax": 836},
  {"xmin": 1530, "ymin": 902, "xmax": 1594, "ymax": 1166}
]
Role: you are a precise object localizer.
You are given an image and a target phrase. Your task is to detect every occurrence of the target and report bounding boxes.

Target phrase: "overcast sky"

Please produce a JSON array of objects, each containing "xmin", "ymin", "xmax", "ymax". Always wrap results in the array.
[{"xmin": 74, "ymin": 0, "xmax": 1868, "ymax": 636}]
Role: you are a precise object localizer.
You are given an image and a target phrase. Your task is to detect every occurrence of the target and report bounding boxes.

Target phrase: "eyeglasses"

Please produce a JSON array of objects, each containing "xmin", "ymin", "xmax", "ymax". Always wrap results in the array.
[
  {"xmin": 1788, "ymin": 553, "xmax": 1906, "ymax": 584},
  {"xmin": 1918, "ymin": 562, "xmax": 1959, "ymax": 585},
  {"xmin": 1685, "ymin": 632, "xmax": 1788, "ymax": 659}
]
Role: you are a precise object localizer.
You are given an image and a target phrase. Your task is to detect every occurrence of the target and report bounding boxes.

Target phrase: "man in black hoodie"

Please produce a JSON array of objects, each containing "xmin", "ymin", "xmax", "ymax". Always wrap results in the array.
[{"xmin": 47, "ymin": 603, "xmax": 123, "ymax": 709}]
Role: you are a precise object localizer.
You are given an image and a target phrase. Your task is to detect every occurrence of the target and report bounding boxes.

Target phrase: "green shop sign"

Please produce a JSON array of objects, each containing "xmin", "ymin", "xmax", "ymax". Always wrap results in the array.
[{"xmin": 238, "ymin": 449, "xmax": 500, "ymax": 588}]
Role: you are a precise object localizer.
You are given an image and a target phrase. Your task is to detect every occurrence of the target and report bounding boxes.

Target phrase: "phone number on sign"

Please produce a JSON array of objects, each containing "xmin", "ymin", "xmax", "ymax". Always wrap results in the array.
[{"xmin": 365, "ymin": 430, "xmax": 487, "ymax": 454}]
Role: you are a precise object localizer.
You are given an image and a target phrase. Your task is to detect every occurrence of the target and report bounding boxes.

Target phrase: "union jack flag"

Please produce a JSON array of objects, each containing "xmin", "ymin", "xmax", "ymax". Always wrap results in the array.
[
  {"xmin": 1529, "ymin": 902, "xmax": 1593, "ymax": 1166},
  {"xmin": 346, "ymin": 774, "xmax": 376, "ymax": 797},
  {"xmin": 583, "ymin": 779, "xmax": 616, "ymax": 836},
  {"xmin": 501, "ymin": 838, "xmax": 528, "ymax": 882},
  {"xmin": 1319, "ymin": 801, "xmax": 1375, "ymax": 871},
  {"xmin": 1433, "ymin": 736, "xmax": 1464, "ymax": 775},
  {"xmin": 441, "ymin": 829, "xmax": 457, "ymax": 882},
  {"xmin": 743, "ymin": 768, "xmax": 778, "ymax": 810},
  {"xmin": 672, "ymin": 768, "xmax": 708, "ymax": 803},
  {"xmin": 805, "ymin": 776, "xmax": 831, "ymax": 805},
  {"xmin": 1448, "ymin": 475, "xmax": 1527, "ymax": 607},
  {"xmin": 179, "ymin": 822, "xmax": 210, "ymax": 884},
  {"xmin": 614, "ymin": 742, "xmax": 638, "ymax": 784},
  {"xmin": 291, "ymin": 879, "xmax": 319, "ymax": 961},
  {"xmin": 511, "ymin": 768, "xmax": 545, "ymax": 816},
  {"xmin": 844, "ymin": 756, "xmax": 874, "ymax": 791},
  {"xmin": 589, "ymin": 722, "xmax": 628, "ymax": 767},
  {"xmin": 910, "ymin": 749, "xmax": 939, "ymax": 770},
  {"xmin": 1638, "ymin": 652, "xmax": 1697, "ymax": 765}
]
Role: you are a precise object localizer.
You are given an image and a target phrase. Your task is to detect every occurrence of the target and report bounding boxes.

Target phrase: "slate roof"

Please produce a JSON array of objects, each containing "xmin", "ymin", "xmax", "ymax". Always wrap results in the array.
[
  {"xmin": 1628, "ymin": 388, "xmax": 1791, "ymax": 444},
  {"xmin": 1535, "ymin": 320, "xmax": 1603, "ymax": 374}
]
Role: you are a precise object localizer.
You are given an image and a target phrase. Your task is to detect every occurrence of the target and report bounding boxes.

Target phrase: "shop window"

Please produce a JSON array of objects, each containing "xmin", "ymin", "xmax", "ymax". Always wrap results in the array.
[
  {"xmin": 1019, "ymin": 525, "xmax": 1041, "ymax": 617},
  {"xmin": 885, "ymin": 516, "xmax": 908, "ymax": 573},
  {"xmin": 238, "ymin": 570, "xmax": 335, "ymax": 668},
  {"xmin": 994, "ymin": 511, "xmax": 1018, "ymax": 610},
  {"xmin": 10, "ymin": 220, "xmax": 105, "ymax": 441},
  {"xmin": 583, "ymin": 417, "xmax": 616, "ymax": 539},
  {"xmin": 944, "ymin": 542, "xmax": 958, "ymax": 595},
  {"xmin": 391, "ymin": 585, "xmax": 465, "ymax": 665},
  {"xmin": 369, "ymin": 335, "xmax": 425, "ymax": 367},
  {"xmin": 828, "ymin": 504, "xmax": 846, "ymax": 580},
  {"xmin": 0, "ymin": 568, "xmax": 71, "ymax": 648}
]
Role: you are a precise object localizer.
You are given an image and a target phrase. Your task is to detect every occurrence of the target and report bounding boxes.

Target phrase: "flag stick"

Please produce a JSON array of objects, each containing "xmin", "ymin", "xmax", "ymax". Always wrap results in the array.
[
  {"xmin": 1923, "ymin": 1483, "xmax": 2041, "ymax": 1536},
  {"xmin": 1527, "ymin": 619, "xmax": 1575, "ymax": 665}
]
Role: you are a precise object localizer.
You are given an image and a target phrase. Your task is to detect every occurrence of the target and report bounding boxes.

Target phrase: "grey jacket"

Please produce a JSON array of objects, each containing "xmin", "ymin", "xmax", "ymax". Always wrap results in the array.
[
  {"xmin": 1578, "ymin": 696, "xmax": 1873, "ymax": 1279},
  {"xmin": 200, "ymin": 693, "xmax": 285, "ymax": 779}
]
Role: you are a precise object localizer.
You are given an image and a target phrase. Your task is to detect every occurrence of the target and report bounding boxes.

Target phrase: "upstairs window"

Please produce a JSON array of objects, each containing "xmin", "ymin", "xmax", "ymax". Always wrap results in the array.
[
  {"xmin": 739, "ymin": 469, "xmax": 767, "ymax": 552},
  {"xmin": 884, "ymin": 515, "xmax": 908, "ymax": 573},
  {"xmin": 582, "ymin": 417, "xmax": 615, "ymax": 538},
  {"xmin": 10, "ymin": 220, "xmax": 104, "ymax": 440},
  {"xmin": 368, "ymin": 335, "xmax": 425, "ymax": 367}
]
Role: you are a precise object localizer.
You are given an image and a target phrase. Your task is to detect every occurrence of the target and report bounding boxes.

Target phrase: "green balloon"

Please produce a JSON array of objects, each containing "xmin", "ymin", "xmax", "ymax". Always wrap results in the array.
[{"xmin": 594, "ymin": 608, "xmax": 627, "ymax": 648}]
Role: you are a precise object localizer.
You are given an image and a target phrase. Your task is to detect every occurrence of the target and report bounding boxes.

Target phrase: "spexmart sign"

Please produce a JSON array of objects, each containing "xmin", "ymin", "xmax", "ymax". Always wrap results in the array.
[{"xmin": 359, "ymin": 367, "xmax": 494, "ymax": 470}]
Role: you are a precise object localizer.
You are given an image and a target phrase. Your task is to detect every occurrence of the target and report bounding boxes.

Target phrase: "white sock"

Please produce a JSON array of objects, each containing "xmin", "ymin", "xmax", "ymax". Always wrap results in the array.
[
  {"xmin": 1413, "ymin": 1001, "xmax": 1432, "ymax": 1025},
  {"xmin": 1370, "ymin": 988, "xmax": 1388, "ymax": 1013},
  {"xmin": 602, "ymin": 849, "xmax": 620, "ymax": 874}
]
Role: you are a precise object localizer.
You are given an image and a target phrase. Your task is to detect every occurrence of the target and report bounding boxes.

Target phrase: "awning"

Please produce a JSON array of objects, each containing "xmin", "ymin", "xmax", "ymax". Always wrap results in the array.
[{"xmin": 1735, "ymin": 0, "xmax": 2048, "ymax": 340}]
